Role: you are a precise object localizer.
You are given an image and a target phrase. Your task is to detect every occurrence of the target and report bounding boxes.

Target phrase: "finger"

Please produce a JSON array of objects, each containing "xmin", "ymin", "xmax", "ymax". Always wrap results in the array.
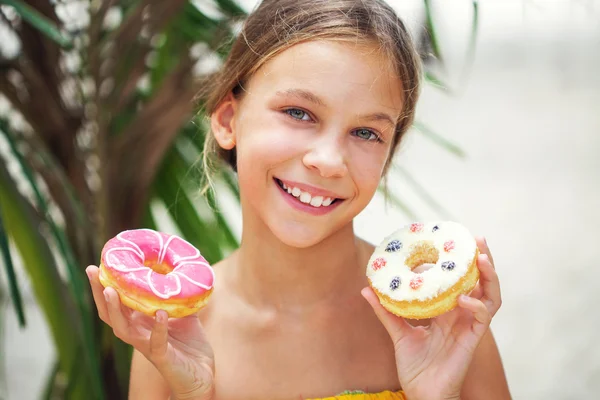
[
  {"xmin": 469, "ymin": 282, "xmax": 483, "ymax": 300},
  {"xmin": 149, "ymin": 310, "xmax": 169, "ymax": 366},
  {"xmin": 458, "ymin": 295, "xmax": 491, "ymax": 337},
  {"xmin": 477, "ymin": 254, "xmax": 502, "ymax": 316},
  {"xmin": 86, "ymin": 266, "xmax": 110, "ymax": 324},
  {"xmin": 475, "ymin": 236, "xmax": 495, "ymax": 268},
  {"xmin": 361, "ymin": 287, "xmax": 413, "ymax": 347},
  {"xmin": 104, "ymin": 287, "xmax": 137, "ymax": 344}
]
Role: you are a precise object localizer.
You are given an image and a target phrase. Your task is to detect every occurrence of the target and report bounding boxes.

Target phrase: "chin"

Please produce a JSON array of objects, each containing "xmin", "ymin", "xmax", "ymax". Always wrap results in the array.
[
  {"xmin": 267, "ymin": 220, "xmax": 333, "ymax": 249},
  {"xmin": 267, "ymin": 214, "xmax": 355, "ymax": 249}
]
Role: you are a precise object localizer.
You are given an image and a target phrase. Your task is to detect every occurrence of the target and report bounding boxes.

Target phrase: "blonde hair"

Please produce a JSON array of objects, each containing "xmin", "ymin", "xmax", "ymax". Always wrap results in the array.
[{"xmin": 199, "ymin": 0, "xmax": 422, "ymax": 193}]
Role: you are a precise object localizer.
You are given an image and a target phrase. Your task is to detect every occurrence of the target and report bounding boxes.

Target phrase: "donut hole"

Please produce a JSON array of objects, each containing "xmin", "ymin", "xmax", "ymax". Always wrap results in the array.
[
  {"xmin": 405, "ymin": 241, "xmax": 439, "ymax": 274},
  {"xmin": 144, "ymin": 260, "xmax": 173, "ymax": 275}
]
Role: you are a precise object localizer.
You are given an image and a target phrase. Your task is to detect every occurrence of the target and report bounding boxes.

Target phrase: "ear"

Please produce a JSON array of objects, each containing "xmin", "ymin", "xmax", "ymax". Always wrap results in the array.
[{"xmin": 211, "ymin": 92, "xmax": 237, "ymax": 150}]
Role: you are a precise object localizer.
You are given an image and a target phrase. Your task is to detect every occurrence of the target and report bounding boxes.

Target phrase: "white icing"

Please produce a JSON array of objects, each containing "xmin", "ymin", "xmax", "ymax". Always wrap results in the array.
[
  {"xmin": 146, "ymin": 269, "xmax": 182, "ymax": 299},
  {"xmin": 366, "ymin": 221, "xmax": 477, "ymax": 301},
  {"xmin": 116, "ymin": 231, "xmax": 145, "ymax": 258},
  {"xmin": 103, "ymin": 229, "xmax": 213, "ymax": 299}
]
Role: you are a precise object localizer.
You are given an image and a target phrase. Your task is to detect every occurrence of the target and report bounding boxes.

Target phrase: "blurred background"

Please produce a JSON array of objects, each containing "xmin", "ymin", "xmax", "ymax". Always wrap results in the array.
[{"xmin": 0, "ymin": 0, "xmax": 598, "ymax": 399}]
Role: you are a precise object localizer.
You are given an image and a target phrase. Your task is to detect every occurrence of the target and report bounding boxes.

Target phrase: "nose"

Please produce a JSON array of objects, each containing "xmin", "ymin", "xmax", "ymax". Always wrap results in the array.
[{"xmin": 302, "ymin": 134, "xmax": 348, "ymax": 178}]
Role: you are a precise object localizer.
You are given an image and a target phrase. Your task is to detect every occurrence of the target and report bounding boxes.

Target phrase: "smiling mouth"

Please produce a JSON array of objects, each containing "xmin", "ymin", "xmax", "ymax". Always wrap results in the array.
[{"xmin": 274, "ymin": 178, "xmax": 341, "ymax": 208}]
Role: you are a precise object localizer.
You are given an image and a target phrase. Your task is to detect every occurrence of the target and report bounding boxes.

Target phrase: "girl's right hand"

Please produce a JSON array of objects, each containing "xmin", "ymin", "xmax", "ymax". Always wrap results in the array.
[{"xmin": 86, "ymin": 265, "xmax": 215, "ymax": 400}]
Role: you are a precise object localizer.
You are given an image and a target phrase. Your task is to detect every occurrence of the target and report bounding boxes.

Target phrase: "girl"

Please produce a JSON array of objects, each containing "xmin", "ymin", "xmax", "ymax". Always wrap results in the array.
[{"xmin": 86, "ymin": 0, "xmax": 510, "ymax": 399}]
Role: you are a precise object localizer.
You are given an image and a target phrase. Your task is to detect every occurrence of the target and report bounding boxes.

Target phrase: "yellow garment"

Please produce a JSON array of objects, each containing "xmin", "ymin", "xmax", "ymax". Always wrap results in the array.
[{"xmin": 309, "ymin": 390, "xmax": 406, "ymax": 400}]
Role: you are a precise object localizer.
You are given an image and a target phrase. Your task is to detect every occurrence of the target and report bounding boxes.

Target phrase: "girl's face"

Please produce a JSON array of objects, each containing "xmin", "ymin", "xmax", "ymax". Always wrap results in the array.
[{"xmin": 222, "ymin": 40, "xmax": 404, "ymax": 248}]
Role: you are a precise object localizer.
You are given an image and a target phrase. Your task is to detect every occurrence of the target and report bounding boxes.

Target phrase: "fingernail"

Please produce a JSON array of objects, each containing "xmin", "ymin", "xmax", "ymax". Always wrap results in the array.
[
  {"xmin": 156, "ymin": 311, "xmax": 166, "ymax": 323},
  {"xmin": 103, "ymin": 290, "xmax": 109, "ymax": 303}
]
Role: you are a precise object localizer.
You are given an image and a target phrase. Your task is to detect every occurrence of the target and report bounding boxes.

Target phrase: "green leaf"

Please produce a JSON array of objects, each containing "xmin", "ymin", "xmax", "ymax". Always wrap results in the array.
[
  {"xmin": 413, "ymin": 121, "xmax": 466, "ymax": 158},
  {"xmin": 40, "ymin": 360, "xmax": 61, "ymax": 400},
  {"xmin": 0, "ymin": 161, "xmax": 92, "ymax": 399},
  {"xmin": 214, "ymin": 0, "xmax": 247, "ymax": 17},
  {"xmin": 377, "ymin": 186, "xmax": 418, "ymax": 220},
  {"xmin": 1, "ymin": 0, "xmax": 72, "ymax": 49},
  {"xmin": 205, "ymin": 181, "xmax": 239, "ymax": 250},
  {"xmin": 0, "ymin": 208, "xmax": 26, "ymax": 327},
  {"xmin": 155, "ymin": 149, "xmax": 224, "ymax": 264},
  {"xmin": 394, "ymin": 165, "xmax": 456, "ymax": 220},
  {"xmin": 0, "ymin": 122, "xmax": 104, "ymax": 399},
  {"xmin": 424, "ymin": 71, "xmax": 450, "ymax": 92},
  {"xmin": 143, "ymin": 202, "xmax": 158, "ymax": 230},
  {"xmin": 459, "ymin": 0, "xmax": 480, "ymax": 84},
  {"xmin": 423, "ymin": 0, "xmax": 443, "ymax": 64}
]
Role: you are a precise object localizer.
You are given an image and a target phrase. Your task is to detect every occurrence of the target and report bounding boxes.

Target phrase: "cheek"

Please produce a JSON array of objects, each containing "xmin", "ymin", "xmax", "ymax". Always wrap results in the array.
[
  {"xmin": 348, "ymin": 146, "xmax": 388, "ymax": 197},
  {"xmin": 234, "ymin": 113, "xmax": 308, "ymax": 177}
]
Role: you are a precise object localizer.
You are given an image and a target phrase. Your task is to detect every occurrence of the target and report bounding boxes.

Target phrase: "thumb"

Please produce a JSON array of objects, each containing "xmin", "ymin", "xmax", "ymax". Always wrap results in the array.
[
  {"xmin": 148, "ymin": 310, "xmax": 169, "ymax": 367},
  {"xmin": 361, "ymin": 287, "xmax": 412, "ymax": 344}
]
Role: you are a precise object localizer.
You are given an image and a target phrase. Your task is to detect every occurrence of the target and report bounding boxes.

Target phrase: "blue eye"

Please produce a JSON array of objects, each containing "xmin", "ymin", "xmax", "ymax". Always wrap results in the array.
[
  {"xmin": 285, "ymin": 108, "xmax": 312, "ymax": 121},
  {"xmin": 352, "ymin": 128, "xmax": 380, "ymax": 142}
]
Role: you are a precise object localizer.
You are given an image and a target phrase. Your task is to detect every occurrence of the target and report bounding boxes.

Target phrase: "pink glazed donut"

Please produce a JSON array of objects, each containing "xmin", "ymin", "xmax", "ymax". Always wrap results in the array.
[{"xmin": 99, "ymin": 229, "xmax": 215, "ymax": 318}]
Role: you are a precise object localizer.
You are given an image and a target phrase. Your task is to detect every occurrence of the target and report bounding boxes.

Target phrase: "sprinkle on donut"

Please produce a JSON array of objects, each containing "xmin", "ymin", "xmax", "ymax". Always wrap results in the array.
[
  {"xmin": 444, "ymin": 240, "xmax": 455, "ymax": 252},
  {"xmin": 410, "ymin": 223, "xmax": 423, "ymax": 233},
  {"xmin": 372, "ymin": 257, "xmax": 387, "ymax": 270},
  {"xmin": 390, "ymin": 276, "xmax": 401, "ymax": 290},
  {"xmin": 410, "ymin": 275, "xmax": 424, "ymax": 290}
]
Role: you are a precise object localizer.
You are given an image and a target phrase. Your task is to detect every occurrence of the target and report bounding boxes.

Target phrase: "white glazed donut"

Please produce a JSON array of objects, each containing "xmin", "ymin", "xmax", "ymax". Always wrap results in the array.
[{"xmin": 366, "ymin": 221, "xmax": 479, "ymax": 319}]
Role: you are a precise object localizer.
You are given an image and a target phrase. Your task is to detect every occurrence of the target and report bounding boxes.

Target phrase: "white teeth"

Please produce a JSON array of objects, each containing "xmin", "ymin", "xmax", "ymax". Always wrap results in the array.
[
  {"xmin": 279, "ymin": 181, "xmax": 337, "ymax": 208},
  {"xmin": 310, "ymin": 196, "xmax": 323, "ymax": 207},
  {"xmin": 299, "ymin": 192, "xmax": 311, "ymax": 204}
]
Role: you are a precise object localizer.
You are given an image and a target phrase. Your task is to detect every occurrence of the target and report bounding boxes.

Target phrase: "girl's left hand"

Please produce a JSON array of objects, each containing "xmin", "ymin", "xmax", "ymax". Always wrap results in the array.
[{"xmin": 362, "ymin": 237, "xmax": 501, "ymax": 400}]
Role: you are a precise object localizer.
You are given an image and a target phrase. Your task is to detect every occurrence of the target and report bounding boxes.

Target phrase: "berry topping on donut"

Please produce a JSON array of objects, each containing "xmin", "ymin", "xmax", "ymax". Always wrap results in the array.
[
  {"xmin": 390, "ymin": 276, "xmax": 401, "ymax": 290},
  {"xmin": 372, "ymin": 257, "xmax": 387, "ymax": 271},
  {"xmin": 385, "ymin": 240, "xmax": 402, "ymax": 252},
  {"xmin": 410, "ymin": 223, "xmax": 423, "ymax": 233},
  {"xmin": 409, "ymin": 275, "xmax": 424, "ymax": 290},
  {"xmin": 443, "ymin": 240, "xmax": 455, "ymax": 252},
  {"xmin": 432, "ymin": 225, "xmax": 439, "ymax": 232},
  {"xmin": 441, "ymin": 261, "xmax": 456, "ymax": 271}
]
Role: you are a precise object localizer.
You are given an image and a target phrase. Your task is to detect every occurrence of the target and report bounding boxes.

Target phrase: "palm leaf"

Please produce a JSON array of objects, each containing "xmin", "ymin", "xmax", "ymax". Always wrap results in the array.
[
  {"xmin": 394, "ymin": 165, "xmax": 455, "ymax": 220},
  {"xmin": 173, "ymin": 138, "xmax": 239, "ymax": 250},
  {"xmin": 0, "ymin": 0, "xmax": 72, "ymax": 49},
  {"xmin": 459, "ymin": 0, "xmax": 480, "ymax": 84},
  {"xmin": 0, "ymin": 161, "xmax": 94, "ymax": 399},
  {"xmin": 154, "ymin": 149, "xmax": 224, "ymax": 263},
  {"xmin": 423, "ymin": 0, "xmax": 443, "ymax": 64},
  {"xmin": 413, "ymin": 121, "xmax": 466, "ymax": 158},
  {"xmin": 0, "ymin": 122, "xmax": 105, "ymax": 399},
  {"xmin": 377, "ymin": 186, "xmax": 418, "ymax": 220},
  {"xmin": 0, "ymin": 208, "xmax": 26, "ymax": 327},
  {"xmin": 214, "ymin": 0, "xmax": 247, "ymax": 17}
]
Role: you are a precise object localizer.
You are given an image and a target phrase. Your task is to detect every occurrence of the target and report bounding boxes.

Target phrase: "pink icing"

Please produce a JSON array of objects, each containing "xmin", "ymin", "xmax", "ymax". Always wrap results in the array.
[{"xmin": 100, "ymin": 229, "xmax": 214, "ymax": 299}]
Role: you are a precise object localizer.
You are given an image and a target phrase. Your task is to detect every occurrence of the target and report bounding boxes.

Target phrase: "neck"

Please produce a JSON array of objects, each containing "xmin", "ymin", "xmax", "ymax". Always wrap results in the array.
[{"xmin": 230, "ymin": 219, "xmax": 368, "ymax": 312}]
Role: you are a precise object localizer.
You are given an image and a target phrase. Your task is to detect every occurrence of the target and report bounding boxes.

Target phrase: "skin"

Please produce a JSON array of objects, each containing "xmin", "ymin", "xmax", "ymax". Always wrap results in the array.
[{"xmin": 86, "ymin": 40, "xmax": 511, "ymax": 400}]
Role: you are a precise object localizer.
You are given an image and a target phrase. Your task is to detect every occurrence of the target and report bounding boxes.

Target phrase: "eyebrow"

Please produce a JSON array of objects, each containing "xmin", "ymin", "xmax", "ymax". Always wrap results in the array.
[
  {"xmin": 276, "ymin": 88, "xmax": 326, "ymax": 107},
  {"xmin": 275, "ymin": 88, "xmax": 397, "ymax": 128}
]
